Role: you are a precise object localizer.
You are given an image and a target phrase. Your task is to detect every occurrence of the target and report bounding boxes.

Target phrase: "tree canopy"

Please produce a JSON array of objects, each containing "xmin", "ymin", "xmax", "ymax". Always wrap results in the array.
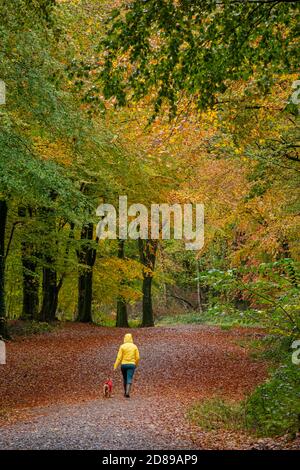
[{"xmin": 99, "ymin": 0, "xmax": 300, "ymax": 114}]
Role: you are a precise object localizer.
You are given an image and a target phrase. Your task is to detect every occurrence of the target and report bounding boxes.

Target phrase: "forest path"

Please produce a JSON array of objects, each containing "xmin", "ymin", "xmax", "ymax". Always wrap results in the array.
[{"xmin": 0, "ymin": 323, "xmax": 285, "ymax": 449}]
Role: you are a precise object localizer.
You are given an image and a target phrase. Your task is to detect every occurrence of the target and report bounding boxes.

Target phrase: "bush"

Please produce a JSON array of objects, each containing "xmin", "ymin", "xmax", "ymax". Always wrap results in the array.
[
  {"xmin": 248, "ymin": 335, "xmax": 292, "ymax": 364},
  {"xmin": 8, "ymin": 320, "xmax": 57, "ymax": 338},
  {"xmin": 245, "ymin": 360, "xmax": 300, "ymax": 437},
  {"xmin": 188, "ymin": 358, "xmax": 300, "ymax": 438},
  {"xmin": 157, "ymin": 306, "xmax": 263, "ymax": 328}
]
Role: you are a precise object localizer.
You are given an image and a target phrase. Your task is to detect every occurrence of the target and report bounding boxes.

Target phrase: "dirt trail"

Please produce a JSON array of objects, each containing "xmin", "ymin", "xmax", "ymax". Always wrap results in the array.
[{"xmin": 0, "ymin": 323, "xmax": 294, "ymax": 449}]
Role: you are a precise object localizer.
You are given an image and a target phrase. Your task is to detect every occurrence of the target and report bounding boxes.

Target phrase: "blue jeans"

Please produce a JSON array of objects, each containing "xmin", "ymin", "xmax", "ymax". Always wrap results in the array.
[{"xmin": 121, "ymin": 364, "xmax": 136, "ymax": 385}]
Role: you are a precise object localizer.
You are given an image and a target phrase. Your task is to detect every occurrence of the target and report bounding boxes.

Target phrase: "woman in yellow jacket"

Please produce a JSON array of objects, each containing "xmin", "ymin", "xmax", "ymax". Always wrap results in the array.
[{"xmin": 114, "ymin": 333, "xmax": 140, "ymax": 398}]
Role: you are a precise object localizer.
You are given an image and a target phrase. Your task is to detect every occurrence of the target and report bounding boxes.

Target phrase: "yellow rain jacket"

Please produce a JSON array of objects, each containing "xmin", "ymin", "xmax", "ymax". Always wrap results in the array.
[{"xmin": 114, "ymin": 333, "xmax": 140, "ymax": 369}]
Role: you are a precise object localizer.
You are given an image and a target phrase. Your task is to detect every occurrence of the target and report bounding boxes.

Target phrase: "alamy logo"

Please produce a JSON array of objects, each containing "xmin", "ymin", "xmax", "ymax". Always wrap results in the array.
[
  {"xmin": 290, "ymin": 80, "xmax": 300, "ymax": 113},
  {"xmin": 292, "ymin": 340, "xmax": 300, "ymax": 365},
  {"xmin": 0, "ymin": 80, "xmax": 5, "ymax": 105},
  {"xmin": 96, "ymin": 196, "xmax": 204, "ymax": 250},
  {"xmin": 0, "ymin": 340, "xmax": 6, "ymax": 365}
]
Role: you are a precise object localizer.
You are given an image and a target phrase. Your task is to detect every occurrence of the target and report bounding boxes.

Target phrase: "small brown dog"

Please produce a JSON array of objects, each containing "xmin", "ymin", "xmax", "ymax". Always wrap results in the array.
[{"xmin": 103, "ymin": 378, "xmax": 113, "ymax": 398}]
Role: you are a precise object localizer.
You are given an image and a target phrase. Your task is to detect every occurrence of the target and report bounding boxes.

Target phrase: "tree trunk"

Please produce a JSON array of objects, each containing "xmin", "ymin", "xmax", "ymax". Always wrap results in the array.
[
  {"xmin": 38, "ymin": 204, "xmax": 59, "ymax": 323},
  {"xmin": 142, "ymin": 274, "xmax": 154, "ymax": 327},
  {"xmin": 196, "ymin": 257, "xmax": 203, "ymax": 314},
  {"xmin": 78, "ymin": 268, "xmax": 93, "ymax": 322},
  {"xmin": 138, "ymin": 239, "xmax": 158, "ymax": 327},
  {"xmin": 21, "ymin": 241, "xmax": 39, "ymax": 320},
  {"xmin": 116, "ymin": 301, "xmax": 128, "ymax": 327},
  {"xmin": 18, "ymin": 207, "xmax": 40, "ymax": 320},
  {"xmin": 0, "ymin": 200, "xmax": 8, "ymax": 338},
  {"xmin": 39, "ymin": 220, "xmax": 75, "ymax": 322},
  {"xmin": 77, "ymin": 223, "xmax": 96, "ymax": 323},
  {"xmin": 39, "ymin": 259, "xmax": 58, "ymax": 322},
  {"xmin": 116, "ymin": 239, "xmax": 129, "ymax": 327}
]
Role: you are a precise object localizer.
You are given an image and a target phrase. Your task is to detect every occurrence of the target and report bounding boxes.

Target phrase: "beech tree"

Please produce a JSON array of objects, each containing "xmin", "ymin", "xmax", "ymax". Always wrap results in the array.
[
  {"xmin": 99, "ymin": 0, "xmax": 299, "ymax": 115},
  {"xmin": 139, "ymin": 239, "xmax": 158, "ymax": 327},
  {"xmin": 0, "ymin": 0, "xmax": 89, "ymax": 334},
  {"xmin": 116, "ymin": 239, "xmax": 129, "ymax": 327}
]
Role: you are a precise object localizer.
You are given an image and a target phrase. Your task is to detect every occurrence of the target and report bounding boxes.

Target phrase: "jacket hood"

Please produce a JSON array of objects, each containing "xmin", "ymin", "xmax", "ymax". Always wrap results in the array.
[{"xmin": 124, "ymin": 333, "xmax": 133, "ymax": 343}]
